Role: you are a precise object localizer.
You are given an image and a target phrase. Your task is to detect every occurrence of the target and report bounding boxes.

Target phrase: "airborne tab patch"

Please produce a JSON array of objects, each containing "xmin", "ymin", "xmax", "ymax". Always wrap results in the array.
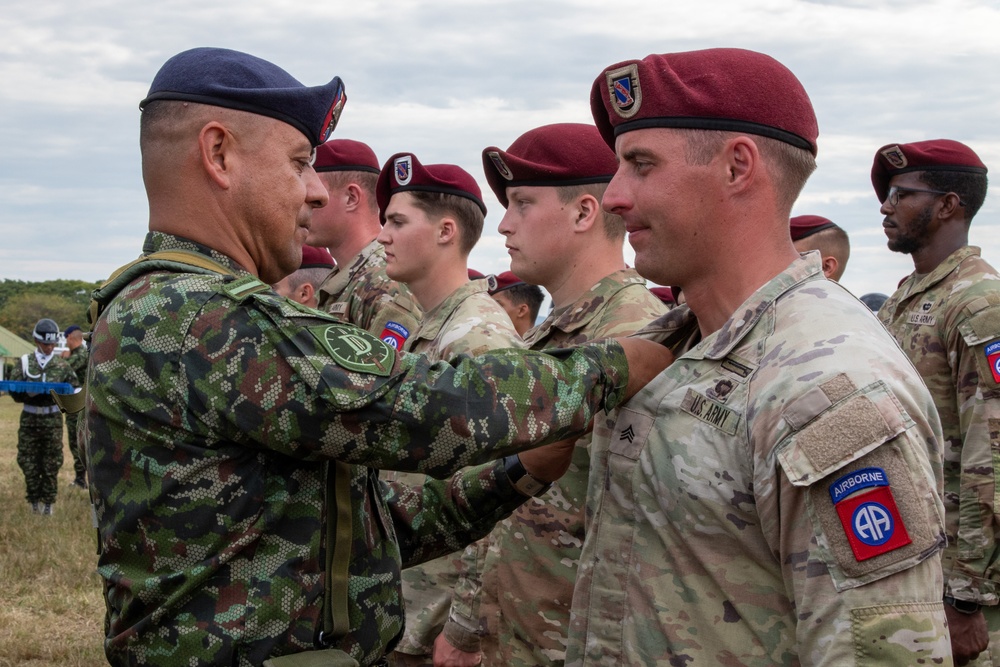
[
  {"xmin": 829, "ymin": 466, "xmax": 911, "ymax": 561},
  {"xmin": 986, "ymin": 340, "xmax": 1000, "ymax": 384},
  {"xmin": 310, "ymin": 324, "xmax": 394, "ymax": 377}
]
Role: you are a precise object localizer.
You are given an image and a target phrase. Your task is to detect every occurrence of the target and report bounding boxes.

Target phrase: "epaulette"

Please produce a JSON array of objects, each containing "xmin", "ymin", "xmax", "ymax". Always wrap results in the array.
[{"xmin": 89, "ymin": 250, "xmax": 237, "ymax": 326}]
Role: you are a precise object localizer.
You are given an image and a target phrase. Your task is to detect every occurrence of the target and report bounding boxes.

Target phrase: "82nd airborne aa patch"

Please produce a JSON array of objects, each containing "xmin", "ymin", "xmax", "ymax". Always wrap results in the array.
[
  {"xmin": 829, "ymin": 467, "xmax": 911, "ymax": 561},
  {"xmin": 986, "ymin": 340, "xmax": 1000, "ymax": 384},
  {"xmin": 310, "ymin": 323, "xmax": 394, "ymax": 377},
  {"xmin": 380, "ymin": 321, "xmax": 410, "ymax": 350}
]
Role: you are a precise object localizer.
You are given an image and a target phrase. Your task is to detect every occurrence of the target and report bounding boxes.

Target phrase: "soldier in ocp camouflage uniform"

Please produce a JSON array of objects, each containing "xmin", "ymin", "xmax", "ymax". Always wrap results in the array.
[
  {"xmin": 62, "ymin": 323, "xmax": 89, "ymax": 488},
  {"xmin": 309, "ymin": 139, "xmax": 422, "ymax": 349},
  {"xmin": 565, "ymin": 48, "xmax": 952, "ymax": 666},
  {"xmin": 88, "ymin": 48, "xmax": 672, "ymax": 667},
  {"xmin": 10, "ymin": 318, "xmax": 80, "ymax": 514},
  {"xmin": 373, "ymin": 153, "xmax": 524, "ymax": 667},
  {"xmin": 873, "ymin": 139, "xmax": 999, "ymax": 666},
  {"xmin": 440, "ymin": 123, "xmax": 667, "ymax": 667}
]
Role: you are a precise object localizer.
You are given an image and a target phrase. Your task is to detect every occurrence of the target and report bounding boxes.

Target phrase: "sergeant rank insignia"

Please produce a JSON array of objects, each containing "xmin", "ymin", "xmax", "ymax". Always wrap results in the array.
[{"xmin": 829, "ymin": 466, "xmax": 911, "ymax": 561}]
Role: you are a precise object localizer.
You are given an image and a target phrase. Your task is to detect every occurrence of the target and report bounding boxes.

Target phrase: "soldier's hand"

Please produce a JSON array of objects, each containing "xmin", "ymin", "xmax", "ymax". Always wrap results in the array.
[
  {"xmin": 944, "ymin": 603, "xmax": 988, "ymax": 666},
  {"xmin": 518, "ymin": 435, "xmax": 579, "ymax": 483},
  {"xmin": 433, "ymin": 632, "xmax": 482, "ymax": 667},
  {"xmin": 616, "ymin": 337, "xmax": 674, "ymax": 401}
]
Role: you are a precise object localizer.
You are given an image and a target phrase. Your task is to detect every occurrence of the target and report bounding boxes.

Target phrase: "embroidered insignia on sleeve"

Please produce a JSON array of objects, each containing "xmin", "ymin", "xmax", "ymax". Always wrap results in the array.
[
  {"xmin": 830, "ymin": 467, "xmax": 911, "ymax": 561},
  {"xmin": 985, "ymin": 340, "xmax": 1000, "ymax": 383},
  {"xmin": 311, "ymin": 323, "xmax": 394, "ymax": 376},
  {"xmin": 380, "ymin": 321, "xmax": 410, "ymax": 350}
]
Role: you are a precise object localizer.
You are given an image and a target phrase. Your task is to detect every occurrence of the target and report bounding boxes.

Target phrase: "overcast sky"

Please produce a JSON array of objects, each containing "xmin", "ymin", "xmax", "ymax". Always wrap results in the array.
[{"xmin": 2, "ymin": 0, "xmax": 999, "ymax": 302}]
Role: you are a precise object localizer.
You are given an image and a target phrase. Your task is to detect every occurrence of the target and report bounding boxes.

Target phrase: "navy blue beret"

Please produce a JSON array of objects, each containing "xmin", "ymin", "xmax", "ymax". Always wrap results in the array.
[{"xmin": 140, "ymin": 47, "xmax": 346, "ymax": 147}]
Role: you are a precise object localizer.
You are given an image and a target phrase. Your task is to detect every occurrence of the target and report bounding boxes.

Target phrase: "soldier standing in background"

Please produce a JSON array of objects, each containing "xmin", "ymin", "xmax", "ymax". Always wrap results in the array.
[
  {"xmin": 271, "ymin": 245, "xmax": 336, "ymax": 308},
  {"xmin": 566, "ymin": 48, "xmax": 953, "ymax": 666},
  {"xmin": 61, "ymin": 323, "xmax": 89, "ymax": 489},
  {"xmin": 437, "ymin": 123, "xmax": 667, "ymax": 667},
  {"xmin": 486, "ymin": 271, "xmax": 544, "ymax": 337},
  {"xmin": 374, "ymin": 152, "xmax": 523, "ymax": 667},
  {"xmin": 309, "ymin": 139, "xmax": 422, "ymax": 348},
  {"xmin": 10, "ymin": 318, "xmax": 79, "ymax": 514},
  {"xmin": 790, "ymin": 214, "xmax": 851, "ymax": 281},
  {"xmin": 874, "ymin": 139, "xmax": 997, "ymax": 666}
]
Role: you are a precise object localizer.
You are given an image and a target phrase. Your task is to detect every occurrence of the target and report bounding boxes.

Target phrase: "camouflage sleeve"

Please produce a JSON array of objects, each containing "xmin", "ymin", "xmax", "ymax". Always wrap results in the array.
[
  {"xmin": 382, "ymin": 460, "xmax": 527, "ymax": 566},
  {"xmin": 589, "ymin": 284, "xmax": 667, "ymax": 339},
  {"xmin": 50, "ymin": 357, "xmax": 81, "ymax": 388},
  {"xmin": 950, "ymin": 301, "xmax": 1000, "ymax": 602},
  {"xmin": 771, "ymin": 380, "xmax": 951, "ymax": 664},
  {"xmin": 8, "ymin": 358, "xmax": 26, "ymax": 402},
  {"xmin": 184, "ymin": 291, "xmax": 627, "ymax": 476},
  {"xmin": 351, "ymin": 281, "xmax": 422, "ymax": 343}
]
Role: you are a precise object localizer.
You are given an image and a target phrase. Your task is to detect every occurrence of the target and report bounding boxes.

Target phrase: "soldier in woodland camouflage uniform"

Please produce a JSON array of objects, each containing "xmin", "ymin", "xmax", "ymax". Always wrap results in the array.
[
  {"xmin": 873, "ymin": 139, "xmax": 998, "ymax": 666},
  {"xmin": 9, "ymin": 318, "xmax": 80, "ymax": 514},
  {"xmin": 87, "ymin": 48, "xmax": 671, "ymax": 667},
  {"xmin": 62, "ymin": 324, "xmax": 89, "ymax": 488},
  {"xmin": 439, "ymin": 123, "xmax": 667, "ymax": 667},
  {"xmin": 565, "ymin": 48, "xmax": 953, "ymax": 666},
  {"xmin": 373, "ymin": 153, "xmax": 523, "ymax": 666},
  {"xmin": 309, "ymin": 139, "xmax": 422, "ymax": 349}
]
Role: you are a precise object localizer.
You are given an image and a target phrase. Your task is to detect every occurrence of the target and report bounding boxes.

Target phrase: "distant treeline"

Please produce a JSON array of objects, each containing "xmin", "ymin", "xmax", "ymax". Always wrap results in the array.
[{"xmin": 0, "ymin": 279, "xmax": 102, "ymax": 340}]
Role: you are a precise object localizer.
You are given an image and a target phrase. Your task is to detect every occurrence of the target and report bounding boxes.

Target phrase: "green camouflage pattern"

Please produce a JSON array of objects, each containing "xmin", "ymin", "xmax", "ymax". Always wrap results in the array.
[
  {"xmin": 445, "ymin": 268, "xmax": 666, "ymax": 666},
  {"xmin": 315, "ymin": 239, "xmax": 422, "ymax": 348},
  {"xmin": 880, "ymin": 245, "xmax": 1000, "ymax": 661},
  {"xmin": 65, "ymin": 344, "xmax": 89, "ymax": 479},
  {"xmin": 10, "ymin": 351, "xmax": 79, "ymax": 504},
  {"xmin": 567, "ymin": 254, "xmax": 951, "ymax": 666},
  {"xmin": 86, "ymin": 232, "xmax": 629, "ymax": 667},
  {"xmin": 386, "ymin": 280, "xmax": 523, "ymax": 662}
]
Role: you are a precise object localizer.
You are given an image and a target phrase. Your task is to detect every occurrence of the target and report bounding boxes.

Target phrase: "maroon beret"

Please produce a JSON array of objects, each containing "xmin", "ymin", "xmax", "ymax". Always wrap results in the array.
[
  {"xmin": 468, "ymin": 268, "xmax": 485, "ymax": 280},
  {"xmin": 482, "ymin": 123, "xmax": 618, "ymax": 207},
  {"xmin": 315, "ymin": 139, "xmax": 380, "ymax": 173},
  {"xmin": 649, "ymin": 286, "xmax": 676, "ymax": 306},
  {"xmin": 299, "ymin": 245, "xmax": 334, "ymax": 269},
  {"xmin": 871, "ymin": 139, "xmax": 988, "ymax": 202},
  {"xmin": 591, "ymin": 48, "xmax": 818, "ymax": 155},
  {"xmin": 376, "ymin": 152, "xmax": 487, "ymax": 222},
  {"xmin": 789, "ymin": 215, "xmax": 837, "ymax": 241},
  {"xmin": 487, "ymin": 271, "xmax": 525, "ymax": 295}
]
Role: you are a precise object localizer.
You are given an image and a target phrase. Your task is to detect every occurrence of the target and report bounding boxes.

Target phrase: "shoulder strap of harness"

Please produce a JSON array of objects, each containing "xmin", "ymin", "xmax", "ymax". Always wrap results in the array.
[{"xmin": 88, "ymin": 250, "xmax": 238, "ymax": 326}]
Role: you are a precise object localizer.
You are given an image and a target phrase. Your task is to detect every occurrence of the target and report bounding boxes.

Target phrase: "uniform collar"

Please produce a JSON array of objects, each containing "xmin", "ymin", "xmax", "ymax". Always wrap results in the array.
[
  {"xmin": 528, "ymin": 268, "xmax": 646, "ymax": 341},
  {"xmin": 411, "ymin": 280, "xmax": 489, "ymax": 341},
  {"xmin": 896, "ymin": 246, "xmax": 981, "ymax": 301},
  {"xmin": 142, "ymin": 232, "xmax": 253, "ymax": 276}
]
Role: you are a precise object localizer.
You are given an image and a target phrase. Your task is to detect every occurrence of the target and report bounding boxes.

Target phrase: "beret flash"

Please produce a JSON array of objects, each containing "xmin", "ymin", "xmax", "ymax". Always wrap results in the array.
[
  {"xmin": 315, "ymin": 139, "xmax": 380, "ymax": 174},
  {"xmin": 482, "ymin": 123, "xmax": 618, "ymax": 207},
  {"xmin": 141, "ymin": 47, "xmax": 346, "ymax": 147},
  {"xmin": 487, "ymin": 271, "xmax": 525, "ymax": 295},
  {"xmin": 299, "ymin": 245, "xmax": 335, "ymax": 270},
  {"xmin": 591, "ymin": 48, "xmax": 818, "ymax": 155},
  {"xmin": 789, "ymin": 215, "xmax": 837, "ymax": 241},
  {"xmin": 376, "ymin": 152, "xmax": 487, "ymax": 222},
  {"xmin": 871, "ymin": 139, "xmax": 988, "ymax": 202}
]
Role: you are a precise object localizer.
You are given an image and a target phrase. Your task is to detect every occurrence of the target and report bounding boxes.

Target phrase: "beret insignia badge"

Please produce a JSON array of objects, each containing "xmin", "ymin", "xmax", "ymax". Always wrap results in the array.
[
  {"xmin": 881, "ymin": 145, "xmax": 908, "ymax": 169},
  {"xmin": 487, "ymin": 151, "xmax": 514, "ymax": 181},
  {"xmin": 606, "ymin": 64, "xmax": 642, "ymax": 119},
  {"xmin": 394, "ymin": 155, "xmax": 413, "ymax": 186}
]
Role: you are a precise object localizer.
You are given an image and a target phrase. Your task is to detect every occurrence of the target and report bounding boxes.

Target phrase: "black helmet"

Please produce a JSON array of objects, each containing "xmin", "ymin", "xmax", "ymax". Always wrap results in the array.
[{"xmin": 33, "ymin": 318, "xmax": 60, "ymax": 344}]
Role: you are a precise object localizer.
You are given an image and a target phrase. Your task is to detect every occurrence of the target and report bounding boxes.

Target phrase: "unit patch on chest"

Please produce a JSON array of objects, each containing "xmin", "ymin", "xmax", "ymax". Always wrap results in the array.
[{"xmin": 680, "ymin": 388, "xmax": 740, "ymax": 435}]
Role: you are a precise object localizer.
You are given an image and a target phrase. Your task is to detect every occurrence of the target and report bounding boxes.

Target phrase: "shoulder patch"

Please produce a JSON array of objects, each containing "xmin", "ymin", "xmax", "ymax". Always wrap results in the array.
[
  {"xmin": 985, "ymin": 340, "xmax": 1000, "ymax": 384},
  {"xmin": 380, "ymin": 321, "xmax": 410, "ymax": 350},
  {"xmin": 220, "ymin": 275, "xmax": 270, "ymax": 302},
  {"xmin": 309, "ymin": 324, "xmax": 394, "ymax": 377}
]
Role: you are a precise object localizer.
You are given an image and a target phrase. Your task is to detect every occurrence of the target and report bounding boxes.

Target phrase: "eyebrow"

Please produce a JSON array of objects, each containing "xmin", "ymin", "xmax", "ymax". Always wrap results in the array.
[{"xmin": 620, "ymin": 147, "xmax": 657, "ymax": 163}]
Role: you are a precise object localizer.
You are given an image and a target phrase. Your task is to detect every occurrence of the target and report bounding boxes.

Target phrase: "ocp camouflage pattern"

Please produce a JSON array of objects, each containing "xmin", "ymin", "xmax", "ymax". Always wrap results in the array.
[
  {"xmin": 387, "ymin": 279, "xmax": 523, "ymax": 663},
  {"xmin": 315, "ymin": 239, "xmax": 422, "ymax": 344},
  {"xmin": 85, "ymin": 232, "xmax": 629, "ymax": 667},
  {"xmin": 567, "ymin": 254, "xmax": 951, "ymax": 666},
  {"xmin": 445, "ymin": 268, "xmax": 667, "ymax": 666},
  {"xmin": 880, "ymin": 244, "xmax": 1000, "ymax": 661}
]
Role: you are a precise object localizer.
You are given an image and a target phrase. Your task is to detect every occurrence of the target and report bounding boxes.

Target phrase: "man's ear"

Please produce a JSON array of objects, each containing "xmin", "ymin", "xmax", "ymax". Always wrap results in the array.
[
  {"xmin": 724, "ymin": 135, "xmax": 760, "ymax": 193},
  {"xmin": 298, "ymin": 282, "xmax": 316, "ymax": 306},
  {"xmin": 199, "ymin": 122, "xmax": 234, "ymax": 189},
  {"xmin": 344, "ymin": 183, "xmax": 362, "ymax": 212},
  {"xmin": 821, "ymin": 255, "xmax": 839, "ymax": 280},
  {"xmin": 438, "ymin": 217, "xmax": 458, "ymax": 245},
  {"xmin": 574, "ymin": 194, "xmax": 600, "ymax": 232}
]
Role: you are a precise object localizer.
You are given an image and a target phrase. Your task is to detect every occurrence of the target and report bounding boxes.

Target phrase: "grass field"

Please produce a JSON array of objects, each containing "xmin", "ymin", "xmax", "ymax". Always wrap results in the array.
[{"xmin": 0, "ymin": 394, "xmax": 107, "ymax": 666}]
